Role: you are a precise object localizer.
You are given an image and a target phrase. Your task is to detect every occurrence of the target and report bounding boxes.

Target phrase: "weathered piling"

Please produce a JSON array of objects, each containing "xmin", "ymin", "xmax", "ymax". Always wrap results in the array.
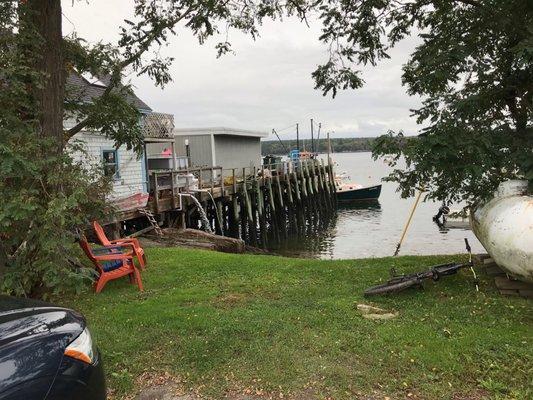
[{"xmin": 155, "ymin": 159, "xmax": 337, "ymax": 249}]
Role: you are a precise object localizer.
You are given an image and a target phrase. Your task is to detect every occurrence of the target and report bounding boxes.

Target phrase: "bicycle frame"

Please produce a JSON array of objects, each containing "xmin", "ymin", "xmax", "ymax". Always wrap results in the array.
[{"xmin": 364, "ymin": 238, "xmax": 476, "ymax": 296}]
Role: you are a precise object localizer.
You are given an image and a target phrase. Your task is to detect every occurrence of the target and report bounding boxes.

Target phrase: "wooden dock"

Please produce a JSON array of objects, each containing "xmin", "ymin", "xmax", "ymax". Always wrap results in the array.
[{"xmin": 113, "ymin": 159, "xmax": 337, "ymax": 247}]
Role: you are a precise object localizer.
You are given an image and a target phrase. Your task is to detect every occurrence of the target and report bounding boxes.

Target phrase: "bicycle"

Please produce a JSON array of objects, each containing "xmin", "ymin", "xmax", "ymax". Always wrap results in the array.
[{"xmin": 364, "ymin": 238, "xmax": 478, "ymax": 296}]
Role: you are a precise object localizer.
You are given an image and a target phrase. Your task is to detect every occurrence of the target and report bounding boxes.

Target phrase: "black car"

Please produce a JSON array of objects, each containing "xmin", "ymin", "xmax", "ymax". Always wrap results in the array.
[{"xmin": 0, "ymin": 295, "xmax": 106, "ymax": 399}]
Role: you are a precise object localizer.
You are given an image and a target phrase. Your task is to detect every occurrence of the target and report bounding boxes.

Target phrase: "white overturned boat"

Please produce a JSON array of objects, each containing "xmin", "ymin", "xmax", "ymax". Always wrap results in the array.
[{"xmin": 470, "ymin": 180, "xmax": 533, "ymax": 282}]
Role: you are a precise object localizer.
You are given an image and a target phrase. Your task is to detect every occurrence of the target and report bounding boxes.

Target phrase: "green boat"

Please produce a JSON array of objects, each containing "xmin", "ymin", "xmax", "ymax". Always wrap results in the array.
[{"xmin": 335, "ymin": 173, "xmax": 382, "ymax": 202}]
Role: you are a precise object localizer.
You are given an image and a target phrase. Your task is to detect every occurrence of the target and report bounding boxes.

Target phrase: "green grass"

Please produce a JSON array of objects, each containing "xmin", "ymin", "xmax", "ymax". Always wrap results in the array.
[{"xmin": 61, "ymin": 248, "xmax": 532, "ymax": 399}]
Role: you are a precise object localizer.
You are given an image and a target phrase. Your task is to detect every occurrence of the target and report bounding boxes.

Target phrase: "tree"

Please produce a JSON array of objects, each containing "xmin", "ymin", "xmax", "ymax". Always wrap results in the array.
[
  {"xmin": 368, "ymin": 0, "xmax": 532, "ymax": 204},
  {"xmin": 1, "ymin": 0, "xmax": 531, "ymax": 295},
  {"xmin": 1, "ymin": 0, "xmax": 361, "ymax": 296}
]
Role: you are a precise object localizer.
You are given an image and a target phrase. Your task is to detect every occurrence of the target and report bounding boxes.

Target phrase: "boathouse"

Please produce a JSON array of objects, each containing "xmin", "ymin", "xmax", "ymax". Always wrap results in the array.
[{"xmin": 171, "ymin": 127, "xmax": 269, "ymax": 172}]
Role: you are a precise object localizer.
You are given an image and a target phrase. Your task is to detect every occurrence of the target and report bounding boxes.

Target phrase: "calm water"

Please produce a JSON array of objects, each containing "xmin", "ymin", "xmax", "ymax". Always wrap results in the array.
[{"xmin": 268, "ymin": 152, "xmax": 484, "ymax": 259}]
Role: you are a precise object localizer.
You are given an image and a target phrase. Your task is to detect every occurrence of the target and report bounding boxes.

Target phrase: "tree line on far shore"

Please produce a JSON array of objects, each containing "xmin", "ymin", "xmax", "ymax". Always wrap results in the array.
[{"xmin": 261, "ymin": 137, "xmax": 376, "ymax": 155}]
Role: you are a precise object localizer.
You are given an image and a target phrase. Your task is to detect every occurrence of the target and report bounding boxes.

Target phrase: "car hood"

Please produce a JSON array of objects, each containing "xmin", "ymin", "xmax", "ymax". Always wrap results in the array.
[{"xmin": 0, "ymin": 295, "xmax": 86, "ymax": 396}]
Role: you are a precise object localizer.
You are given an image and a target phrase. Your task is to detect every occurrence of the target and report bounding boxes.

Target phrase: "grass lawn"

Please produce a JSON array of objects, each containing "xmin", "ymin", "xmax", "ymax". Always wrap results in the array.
[{"xmin": 62, "ymin": 248, "xmax": 532, "ymax": 399}]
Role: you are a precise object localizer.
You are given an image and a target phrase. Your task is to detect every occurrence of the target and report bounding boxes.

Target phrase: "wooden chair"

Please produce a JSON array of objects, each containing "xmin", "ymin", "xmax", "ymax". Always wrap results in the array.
[
  {"xmin": 79, "ymin": 236, "xmax": 143, "ymax": 293},
  {"xmin": 92, "ymin": 221, "xmax": 147, "ymax": 269}
]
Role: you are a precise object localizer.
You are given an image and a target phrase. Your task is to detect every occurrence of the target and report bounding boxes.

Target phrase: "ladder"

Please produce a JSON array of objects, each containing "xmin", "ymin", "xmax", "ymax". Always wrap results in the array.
[{"xmin": 138, "ymin": 208, "xmax": 163, "ymax": 236}]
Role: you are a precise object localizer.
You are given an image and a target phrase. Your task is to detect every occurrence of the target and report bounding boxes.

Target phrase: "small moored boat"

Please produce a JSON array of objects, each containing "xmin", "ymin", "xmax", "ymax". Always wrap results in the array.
[{"xmin": 335, "ymin": 173, "xmax": 382, "ymax": 202}]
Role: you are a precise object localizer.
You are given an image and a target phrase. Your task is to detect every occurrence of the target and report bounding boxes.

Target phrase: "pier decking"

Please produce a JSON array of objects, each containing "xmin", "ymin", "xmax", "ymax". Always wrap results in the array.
[{"xmin": 115, "ymin": 159, "xmax": 337, "ymax": 246}]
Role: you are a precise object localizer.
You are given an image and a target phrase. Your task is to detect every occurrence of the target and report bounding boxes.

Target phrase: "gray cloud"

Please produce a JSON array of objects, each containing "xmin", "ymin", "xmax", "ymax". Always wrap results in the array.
[{"xmin": 62, "ymin": 0, "xmax": 423, "ymax": 140}]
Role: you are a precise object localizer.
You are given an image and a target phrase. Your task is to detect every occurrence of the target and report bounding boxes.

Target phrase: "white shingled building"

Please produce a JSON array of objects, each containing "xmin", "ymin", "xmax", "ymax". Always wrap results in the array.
[{"xmin": 65, "ymin": 72, "xmax": 174, "ymax": 207}]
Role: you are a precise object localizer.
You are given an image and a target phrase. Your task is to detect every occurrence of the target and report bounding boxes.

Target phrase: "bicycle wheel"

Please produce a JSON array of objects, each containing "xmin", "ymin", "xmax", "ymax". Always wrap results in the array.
[{"xmin": 364, "ymin": 278, "xmax": 421, "ymax": 296}]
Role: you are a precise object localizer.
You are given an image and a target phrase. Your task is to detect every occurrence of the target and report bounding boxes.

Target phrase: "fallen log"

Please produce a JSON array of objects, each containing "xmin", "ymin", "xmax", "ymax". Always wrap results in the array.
[{"xmin": 139, "ymin": 228, "xmax": 269, "ymax": 255}]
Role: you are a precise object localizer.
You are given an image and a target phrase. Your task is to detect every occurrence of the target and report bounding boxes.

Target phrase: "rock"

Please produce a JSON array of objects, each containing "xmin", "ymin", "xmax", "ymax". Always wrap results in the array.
[
  {"xmin": 356, "ymin": 304, "xmax": 398, "ymax": 320},
  {"xmin": 362, "ymin": 312, "xmax": 399, "ymax": 320}
]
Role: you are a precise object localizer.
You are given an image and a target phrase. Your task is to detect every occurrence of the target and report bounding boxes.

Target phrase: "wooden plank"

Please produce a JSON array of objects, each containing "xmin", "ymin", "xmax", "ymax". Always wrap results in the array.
[
  {"xmin": 494, "ymin": 276, "xmax": 533, "ymax": 291},
  {"xmin": 127, "ymin": 225, "xmax": 155, "ymax": 238},
  {"xmin": 170, "ymin": 171, "xmax": 176, "ymax": 209},
  {"xmin": 275, "ymin": 174, "xmax": 284, "ymax": 208},
  {"xmin": 153, "ymin": 172, "xmax": 160, "ymax": 213},
  {"xmin": 518, "ymin": 290, "xmax": 533, "ymax": 299},
  {"xmin": 484, "ymin": 265, "xmax": 505, "ymax": 276},
  {"xmin": 499, "ymin": 289, "xmax": 520, "ymax": 297},
  {"xmin": 483, "ymin": 258, "xmax": 497, "ymax": 266}
]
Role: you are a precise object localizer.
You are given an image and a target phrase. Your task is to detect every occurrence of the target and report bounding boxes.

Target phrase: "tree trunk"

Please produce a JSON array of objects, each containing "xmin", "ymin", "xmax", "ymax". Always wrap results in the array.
[{"xmin": 25, "ymin": 0, "xmax": 65, "ymax": 153}]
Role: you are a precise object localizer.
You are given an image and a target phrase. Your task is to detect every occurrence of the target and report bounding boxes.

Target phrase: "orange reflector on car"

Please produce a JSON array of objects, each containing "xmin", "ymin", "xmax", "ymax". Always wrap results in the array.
[{"xmin": 64, "ymin": 348, "xmax": 92, "ymax": 364}]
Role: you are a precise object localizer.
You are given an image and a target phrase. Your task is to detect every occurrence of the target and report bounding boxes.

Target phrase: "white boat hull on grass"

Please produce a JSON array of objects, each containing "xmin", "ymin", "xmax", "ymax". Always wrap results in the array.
[{"xmin": 471, "ymin": 180, "xmax": 533, "ymax": 283}]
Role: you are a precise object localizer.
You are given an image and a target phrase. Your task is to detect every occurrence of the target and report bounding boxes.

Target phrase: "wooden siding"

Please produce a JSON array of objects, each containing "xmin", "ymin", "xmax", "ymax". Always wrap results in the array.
[{"xmin": 67, "ymin": 122, "xmax": 144, "ymax": 200}]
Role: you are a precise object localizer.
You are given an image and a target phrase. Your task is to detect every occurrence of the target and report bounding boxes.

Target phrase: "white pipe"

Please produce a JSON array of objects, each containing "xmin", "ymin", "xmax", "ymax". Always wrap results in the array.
[
  {"xmin": 179, "ymin": 193, "xmax": 213, "ymax": 234},
  {"xmin": 186, "ymin": 189, "xmax": 224, "ymax": 235}
]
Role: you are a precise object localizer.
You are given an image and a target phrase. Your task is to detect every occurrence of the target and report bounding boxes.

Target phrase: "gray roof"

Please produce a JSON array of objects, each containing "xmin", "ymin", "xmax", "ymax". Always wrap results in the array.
[
  {"xmin": 66, "ymin": 72, "xmax": 152, "ymax": 112},
  {"xmin": 173, "ymin": 127, "xmax": 269, "ymax": 138}
]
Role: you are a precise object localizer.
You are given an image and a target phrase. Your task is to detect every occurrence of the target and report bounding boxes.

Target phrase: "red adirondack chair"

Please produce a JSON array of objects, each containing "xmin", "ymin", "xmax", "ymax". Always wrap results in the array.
[
  {"xmin": 79, "ymin": 236, "xmax": 143, "ymax": 293},
  {"xmin": 92, "ymin": 221, "xmax": 147, "ymax": 269}
]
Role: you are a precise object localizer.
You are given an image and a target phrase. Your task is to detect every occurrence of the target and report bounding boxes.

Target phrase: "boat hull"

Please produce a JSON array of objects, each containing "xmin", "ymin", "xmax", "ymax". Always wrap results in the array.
[
  {"xmin": 336, "ymin": 184, "xmax": 382, "ymax": 202},
  {"xmin": 470, "ymin": 180, "xmax": 533, "ymax": 282}
]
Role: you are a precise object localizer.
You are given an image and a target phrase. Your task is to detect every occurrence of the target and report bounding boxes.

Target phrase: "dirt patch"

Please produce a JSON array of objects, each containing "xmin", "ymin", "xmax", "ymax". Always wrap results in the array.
[
  {"xmin": 129, "ymin": 372, "xmax": 194, "ymax": 400},
  {"xmin": 451, "ymin": 389, "xmax": 490, "ymax": 400},
  {"xmin": 136, "ymin": 384, "xmax": 194, "ymax": 400},
  {"xmin": 212, "ymin": 293, "xmax": 250, "ymax": 309}
]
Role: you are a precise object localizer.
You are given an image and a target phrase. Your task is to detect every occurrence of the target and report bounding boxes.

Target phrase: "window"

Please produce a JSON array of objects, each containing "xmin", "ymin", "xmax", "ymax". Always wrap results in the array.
[{"xmin": 102, "ymin": 150, "xmax": 119, "ymax": 179}]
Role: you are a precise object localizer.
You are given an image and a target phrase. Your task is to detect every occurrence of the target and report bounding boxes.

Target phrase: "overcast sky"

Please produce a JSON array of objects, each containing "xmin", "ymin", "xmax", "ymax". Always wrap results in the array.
[{"xmin": 62, "ymin": 0, "xmax": 423, "ymax": 141}]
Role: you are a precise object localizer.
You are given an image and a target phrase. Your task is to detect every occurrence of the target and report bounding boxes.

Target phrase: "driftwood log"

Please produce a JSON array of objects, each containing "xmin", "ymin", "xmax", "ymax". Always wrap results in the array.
[{"xmin": 139, "ymin": 228, "xmax": 268, "ymax": 255}]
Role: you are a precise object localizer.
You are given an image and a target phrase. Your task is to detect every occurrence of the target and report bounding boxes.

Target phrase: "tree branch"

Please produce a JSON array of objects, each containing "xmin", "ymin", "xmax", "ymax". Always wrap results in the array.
[{"xmin": 65, "ymin": 5, "xmax": 197, "ymax": 139}]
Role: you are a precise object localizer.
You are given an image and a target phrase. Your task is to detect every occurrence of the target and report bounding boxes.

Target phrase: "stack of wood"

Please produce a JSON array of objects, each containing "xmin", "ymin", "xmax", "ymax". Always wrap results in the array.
[{"xmin": 477, "ymin": 254, "xmax": 533, "ymax": 298}]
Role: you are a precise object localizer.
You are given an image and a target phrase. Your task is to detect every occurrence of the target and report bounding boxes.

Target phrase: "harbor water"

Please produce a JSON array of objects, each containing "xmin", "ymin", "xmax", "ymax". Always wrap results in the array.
[{"xmin": 265, "ymin": 152, "xmax": 484, "ymax": 259}]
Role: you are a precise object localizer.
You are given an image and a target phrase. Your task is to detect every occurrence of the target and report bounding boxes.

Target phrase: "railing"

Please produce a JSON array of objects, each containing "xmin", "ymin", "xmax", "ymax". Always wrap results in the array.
[
  {"xmin": 142, "ymin": 112, "xmax": 175, "ymax": 138},
  {"xmin": 148, "ymin": 158, "xmax": 335, "ymax": 212}
]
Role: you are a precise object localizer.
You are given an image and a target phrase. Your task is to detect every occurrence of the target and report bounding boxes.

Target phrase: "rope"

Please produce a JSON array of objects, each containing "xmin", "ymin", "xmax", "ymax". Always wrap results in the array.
[
  {"xmin": 272, "ymin": 129, "xmax": 288, "ymax": 153},
  {"xmin": 272, "ymin": 123, "xmax": 297, "ymax": 134}
]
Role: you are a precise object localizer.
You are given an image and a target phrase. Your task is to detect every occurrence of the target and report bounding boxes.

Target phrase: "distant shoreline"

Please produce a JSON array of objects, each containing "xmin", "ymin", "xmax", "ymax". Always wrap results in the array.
[{"xmin": 261, "ymin": 137, "xmax": 376, "ymax": 155}]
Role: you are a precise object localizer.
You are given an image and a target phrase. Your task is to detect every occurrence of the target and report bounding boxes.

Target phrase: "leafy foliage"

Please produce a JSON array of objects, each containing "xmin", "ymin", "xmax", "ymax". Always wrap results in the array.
[
  {"xmin": 109, "ymin": 0, "xmax": 532, "ymax": 203},
  {"xmin": 0, "ymin": 7, "xmax": 110, "ymax": 296},
  {"xmin": 369, "ymin": 0, "xmax": 533, "ymax": 204}
]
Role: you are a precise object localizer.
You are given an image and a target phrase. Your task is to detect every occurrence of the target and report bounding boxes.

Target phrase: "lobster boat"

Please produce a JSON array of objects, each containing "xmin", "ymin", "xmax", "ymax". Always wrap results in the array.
[{"xmin": 335, "ymin": 173, "xmax": 382, "ymax": 202}]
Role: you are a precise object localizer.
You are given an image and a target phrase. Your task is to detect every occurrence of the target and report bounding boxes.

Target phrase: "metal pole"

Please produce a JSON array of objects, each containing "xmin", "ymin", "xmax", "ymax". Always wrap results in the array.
[
  {"xmin": 310, "ymin": 118, "xmax": 314, "ymax": 154},
  {"xmin": 185, "ymin": 139, "xmax": 191, "ymax": 168},
  {"xmin": 327, "ymin": 131, "xmax": 331, "ymax": 166},
  {"xmin": 317, "ymin": 123, "xmax": 321, "ymax": 154},
  {"xmin": 296, "ymin": 123, "xmax": 299, "ymax": 151}
]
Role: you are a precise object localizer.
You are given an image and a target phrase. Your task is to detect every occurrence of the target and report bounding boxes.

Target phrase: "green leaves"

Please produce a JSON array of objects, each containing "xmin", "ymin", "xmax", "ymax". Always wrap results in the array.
[
  {"xmin": 0, "ymin": 25, "xmax": 110, "ymax": 295},
  {"xmin": 371, "ymin": 0, "xmax": 533, "ymax": 204}
]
